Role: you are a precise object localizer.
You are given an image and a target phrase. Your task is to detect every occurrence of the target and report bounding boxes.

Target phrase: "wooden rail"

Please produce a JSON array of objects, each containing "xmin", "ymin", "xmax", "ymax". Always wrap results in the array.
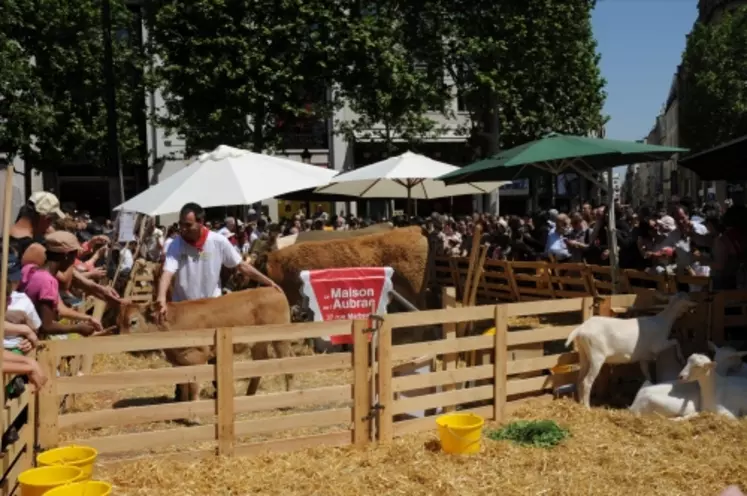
[{"xmin": 433, "ymin": 256, "xmax": 710, "ymax": 302}]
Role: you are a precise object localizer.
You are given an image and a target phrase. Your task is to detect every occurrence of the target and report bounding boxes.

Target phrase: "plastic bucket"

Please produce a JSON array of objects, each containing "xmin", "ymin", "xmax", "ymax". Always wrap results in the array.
[
  {"xmin": 18, "ymin": 466, "xmax": 85, "ymax": 496},
  {"xmin": 435, "ymin": 413, "xmax": 485, "ymax": 455},
  {"xmin": 44, "ymin": 481, "xmax": 112, "ymax": 496},
  {"xmin": 37, "ymin": 445, "xmax": 98, "ymax": 480}
]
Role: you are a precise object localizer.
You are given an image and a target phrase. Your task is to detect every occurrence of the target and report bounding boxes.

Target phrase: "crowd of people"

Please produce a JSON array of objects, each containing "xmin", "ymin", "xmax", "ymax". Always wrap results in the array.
[{"xmin": 4, "ymin": 191, "xmax": 747, "ymax": 396}]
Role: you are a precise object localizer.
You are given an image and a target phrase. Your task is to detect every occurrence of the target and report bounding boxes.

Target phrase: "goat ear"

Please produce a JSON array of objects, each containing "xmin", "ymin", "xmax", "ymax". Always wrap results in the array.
[
  {"xmin": 706, "ymin": 362, "xmax": 717, "ymax": 371},
  {"xmin": 737, "ymin": 352, "xmax": 747, "ymax": 358},
  {"xmin": 708, "ymin": 341, "xmax": 718, "ymax": 352}
]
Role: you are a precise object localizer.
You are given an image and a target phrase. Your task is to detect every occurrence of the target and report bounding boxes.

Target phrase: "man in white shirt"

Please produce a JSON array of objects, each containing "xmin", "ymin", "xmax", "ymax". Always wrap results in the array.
[{"xmin": 156, "ymin": 203, "xmax": 281, "ymax": 319}]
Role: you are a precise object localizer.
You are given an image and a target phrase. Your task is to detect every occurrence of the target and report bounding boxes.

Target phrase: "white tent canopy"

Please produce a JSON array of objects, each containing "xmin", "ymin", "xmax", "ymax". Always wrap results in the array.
[
  {"xmin": 314, "ymin": 151, "xmax": 508, "ymax": 200},
  {"xmin": 114, "ymin": 145, "xmax": 338, "ymax": 216}
]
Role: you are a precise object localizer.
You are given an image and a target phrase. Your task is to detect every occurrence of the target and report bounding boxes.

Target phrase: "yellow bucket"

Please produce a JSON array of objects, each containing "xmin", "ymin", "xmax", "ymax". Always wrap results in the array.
[
  {"xmin": 18, "ymin": 466, "xmax": 85, "ymax": 496},
  {"xmin": 44, "ymin": 481, "xmax": 112, "ymax": 496},
  {"xmin": 436, "ymin": 413, "xmax": 485, "ymax": 455},
  {"xmin": 37, "ymin": 445, "xmax": 98, "ymax": 480}
]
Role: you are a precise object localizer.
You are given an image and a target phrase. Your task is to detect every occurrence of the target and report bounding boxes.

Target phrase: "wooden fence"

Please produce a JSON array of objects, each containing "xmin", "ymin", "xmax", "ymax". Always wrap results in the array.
[
  {"xmin": 433, "ymin": 256, "xmax": 710, "ymax": 302},
  {"xmin": 34, "ymin": 297, "xmax": 595, "ymax": 463},
  {"xmin": 2, "ymin": 376, "xmax": 35, "ymax": 496},
  {"xmin": 1, "ymin": 287, "xmax": 742, "ymax": 482}
]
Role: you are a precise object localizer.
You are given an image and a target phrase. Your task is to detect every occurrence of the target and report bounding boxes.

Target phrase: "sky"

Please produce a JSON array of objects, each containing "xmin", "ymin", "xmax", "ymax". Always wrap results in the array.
[{"xmin": 591, "ymin": 0, "xmax": 699, "ymax": 173}]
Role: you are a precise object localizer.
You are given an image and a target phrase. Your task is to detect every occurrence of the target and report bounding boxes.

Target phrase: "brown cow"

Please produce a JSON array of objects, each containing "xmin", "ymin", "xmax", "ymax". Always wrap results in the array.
[
  {"xmin": 266, "ymin": 226, "xmax": 429, "ymax": 310},
  {"xmin": 117, "ymin": 288, "xmax": 294, "ymax": 415}
]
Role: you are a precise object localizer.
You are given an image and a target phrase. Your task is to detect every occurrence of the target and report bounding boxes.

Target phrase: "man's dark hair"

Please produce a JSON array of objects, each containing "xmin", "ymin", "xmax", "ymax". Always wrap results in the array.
[
  {"xmin": 16, "ymin": 203, "xmax": 39, "ymax": 222},
  {"xmin": 179, "ymin": 203, "xmax": 205, "ymax": 222}
]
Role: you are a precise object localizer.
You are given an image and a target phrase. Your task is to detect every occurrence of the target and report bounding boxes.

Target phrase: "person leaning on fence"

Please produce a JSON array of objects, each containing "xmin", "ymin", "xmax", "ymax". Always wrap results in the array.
[{"xmin": 18, "ymin": 231, "xmax": 106, "ymax": 339}]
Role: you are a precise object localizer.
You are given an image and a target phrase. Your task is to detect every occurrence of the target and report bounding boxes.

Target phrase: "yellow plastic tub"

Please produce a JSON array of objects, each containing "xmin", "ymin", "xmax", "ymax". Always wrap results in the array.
[
  {"xmin": 44, "ymin": 481, "xmax": 112, "ymax": 496},
  {"xmin": 18, "ymin": 466, "xmax": 85, "ymax": 496},
  {"xmin": 37, "ymin": 445, "xmax": 98, "ymax": 480},
  {"xmin": 435, "ymin": 413, "xmax": 485, "ymax": 455}
]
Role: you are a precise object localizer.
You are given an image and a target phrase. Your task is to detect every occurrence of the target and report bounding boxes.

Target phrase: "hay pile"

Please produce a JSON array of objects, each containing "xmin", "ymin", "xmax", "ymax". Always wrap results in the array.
[{"xmin": 100, "ymin": 400, "xmax": 747, "ymax": 496}]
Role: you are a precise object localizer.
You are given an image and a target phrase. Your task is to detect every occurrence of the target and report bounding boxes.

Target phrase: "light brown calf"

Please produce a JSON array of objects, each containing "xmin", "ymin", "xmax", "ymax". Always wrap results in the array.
[{"xmin": 116, "ymin": 288, "xmax": 294, "ymax": 405}]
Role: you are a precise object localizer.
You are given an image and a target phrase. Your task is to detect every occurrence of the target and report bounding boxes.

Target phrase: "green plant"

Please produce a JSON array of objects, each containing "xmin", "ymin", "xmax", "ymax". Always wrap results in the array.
[{"xmin": 487, "ymin": 420, "xmax": 570, "ymax": 448}]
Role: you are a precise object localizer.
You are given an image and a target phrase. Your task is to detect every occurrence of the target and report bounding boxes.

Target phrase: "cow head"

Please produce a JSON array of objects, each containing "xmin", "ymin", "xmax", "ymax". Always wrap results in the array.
[{"xmin": 117, "ymin": 302, "xmax": 164, "ymax": 334}]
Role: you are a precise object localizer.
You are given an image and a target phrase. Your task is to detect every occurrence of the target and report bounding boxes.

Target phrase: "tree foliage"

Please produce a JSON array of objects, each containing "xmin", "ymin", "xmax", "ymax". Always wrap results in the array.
[
  {"xmin": 1, "ymin": 0, "xmax": 144, "ymax": 170},
  {"xmin": 680, "ymin": 6, "xmax": 747, "ymax": 152},
  {"xmin": 433, "ymin": 0, "xmax": 607, "ymax": 156},
  {"xmin": 144, "ymin": 0, "xmax": 348, "ymax": 156},
  {"xmin": 335, "ymin": 1, "xmax": 452, "ymax": 148}
]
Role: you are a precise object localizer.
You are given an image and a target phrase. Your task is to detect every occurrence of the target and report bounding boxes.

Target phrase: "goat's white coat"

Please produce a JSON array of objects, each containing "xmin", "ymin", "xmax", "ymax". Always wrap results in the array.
[
  {"xmin": 678, "ymin": 353, "xmax": 747, "ymax": 420},
  {"xmin": 566, "ymin": 293, "xmax": 696, "ymax": 407},
  {"xmin": 630, "ymin": 343, "xmax": 740, "ymax": 418}
]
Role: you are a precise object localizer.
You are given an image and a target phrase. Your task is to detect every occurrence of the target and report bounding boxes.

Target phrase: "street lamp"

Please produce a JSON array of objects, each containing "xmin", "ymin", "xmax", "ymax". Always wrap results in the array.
[{"xmin": 301, "ymin": 148, "xmax": 312, "ymax": 164}]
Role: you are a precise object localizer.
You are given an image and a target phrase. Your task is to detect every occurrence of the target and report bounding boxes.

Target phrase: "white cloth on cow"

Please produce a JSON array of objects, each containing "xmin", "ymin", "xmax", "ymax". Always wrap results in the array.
[{"xmin": 163, "ymin": 231, "xmax": 242, "ymax": 301}]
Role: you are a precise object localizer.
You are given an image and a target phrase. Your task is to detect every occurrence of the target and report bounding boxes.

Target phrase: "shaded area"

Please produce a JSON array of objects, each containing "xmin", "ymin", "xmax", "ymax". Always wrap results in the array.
[{"xmin": 679, "ymin": 135, "xmax": 747, "ymax": 181}]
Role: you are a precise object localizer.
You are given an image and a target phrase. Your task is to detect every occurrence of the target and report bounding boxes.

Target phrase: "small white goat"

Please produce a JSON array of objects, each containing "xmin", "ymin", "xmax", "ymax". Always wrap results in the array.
[
  {"xmin": 630, "ymin": 344, "xmax": 745, "ymax": 418},
  {"xmin": 566, "ymin": 292, "xmax": 696, "ymax": 407},
  {"xmin": 677, "ymin": 353, "xmax": 747, "ymax": 420}
]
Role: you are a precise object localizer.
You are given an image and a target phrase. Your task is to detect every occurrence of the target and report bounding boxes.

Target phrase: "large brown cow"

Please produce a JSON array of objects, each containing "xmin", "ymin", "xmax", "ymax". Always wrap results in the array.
[
  {"xmin": 266, "ymin": 226, "xmax": 429, "ymax": 310},
  {"xmin": 116, "ymin": 288, "xmax": 294, "ymax": 413}
]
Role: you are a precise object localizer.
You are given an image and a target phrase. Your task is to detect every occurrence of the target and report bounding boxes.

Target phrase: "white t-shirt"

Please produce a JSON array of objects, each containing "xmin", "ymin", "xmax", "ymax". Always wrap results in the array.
[
  {"xmin": 4, "ymin": 291, "xmax": 42, "ymax": 349},
  {"xmin": 163, "ymin": 237, "xmax": 174, "ymax": 257},
  {"xmin": 163, "ymin": 231, "xmax": 242, "ymax": 302},
  {"xmin": 119, "ymin": 248, "xmax": 134, "ymax": 272}
]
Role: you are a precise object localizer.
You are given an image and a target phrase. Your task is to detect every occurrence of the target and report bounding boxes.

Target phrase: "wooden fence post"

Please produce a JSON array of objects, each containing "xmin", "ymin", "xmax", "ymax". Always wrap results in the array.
[
  {"xmin": 215, "ymin": 328, "xmax": 235, "ymax": 456},
  {"xmin": 376, "ymin": 320, "xmax": 393, "ymax": 443},
  {"xmin": 711, "ymin": 292, "xmax": 725, "ymax": 345},
  {"xmin": 352, "ymin": 320, "xmax": 370, "ymax": 446},
  {"xmin": 493, "ymin": 305, "xmax": 508, "ymax": 422},
  {"xmin": 36, "ymin": 345, "xmax": 59, "ymax": 449}
]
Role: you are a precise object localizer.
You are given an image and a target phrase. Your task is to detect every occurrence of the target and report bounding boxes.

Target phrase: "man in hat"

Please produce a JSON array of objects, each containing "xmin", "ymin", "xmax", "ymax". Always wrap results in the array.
[{"xmin": 8, "ymin": 191, "xmax": 121, "ymax": 306}]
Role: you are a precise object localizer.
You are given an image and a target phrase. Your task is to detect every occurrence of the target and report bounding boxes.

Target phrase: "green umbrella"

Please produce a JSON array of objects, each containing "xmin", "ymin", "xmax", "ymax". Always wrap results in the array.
[
  {"xmin": 439, "ymin": 132, "xmax": 687, "ymax": 184},
  {"xmin": 439, "ymin": 132, "xmax": 687, "ymax": 293}
]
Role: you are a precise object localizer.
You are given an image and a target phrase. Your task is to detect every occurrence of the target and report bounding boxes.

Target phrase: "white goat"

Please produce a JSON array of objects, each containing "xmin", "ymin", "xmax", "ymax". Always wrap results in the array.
[
  {"xmin": 566, "ymin": 292, "xmax": 696, "ymax": 408},
  {"xmin": 630, "ymin": 344, "xmax": 744, "ymax": 418},
  {"xmin": 677, "ymin": 353, "xmax": 747, "ymax": 420}
]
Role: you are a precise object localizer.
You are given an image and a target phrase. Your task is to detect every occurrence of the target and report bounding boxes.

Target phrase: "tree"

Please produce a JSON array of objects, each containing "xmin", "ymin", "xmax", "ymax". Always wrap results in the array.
[
  {"xmin": 10, "ymin": 0, "xmax": 146, "ymax": 171},
  {"xmin": 144, "ymin": 0, "xmax": 348, "ymax": 156},
  {"xmin": 335, "ymin": 1, "xmax": 452, "ymax": 149},
  {"xmin": 0, "ymin": 4, "xmax": 51, "ymax": 162},
  {"xmin": 680, "ymin": 6, "xmax": 747, "ymax": 152},
  {"xmin": 420, "ymin": 0, "xmax": 606, "ymax": 157}
]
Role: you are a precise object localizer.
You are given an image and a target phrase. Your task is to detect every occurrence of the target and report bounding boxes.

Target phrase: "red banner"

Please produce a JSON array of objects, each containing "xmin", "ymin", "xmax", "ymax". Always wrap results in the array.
[{"xmin": 300, "ymin": 267, "xmax": 394, "ymax": 345}]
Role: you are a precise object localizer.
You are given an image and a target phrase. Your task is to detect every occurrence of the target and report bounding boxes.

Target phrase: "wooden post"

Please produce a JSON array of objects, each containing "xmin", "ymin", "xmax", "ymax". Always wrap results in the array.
[
  {"xmin": 493, "ymin": 305, "xmax": 508, "ymax": 422},
  {"xmin": 352, "ymin": 320, "xmax": 370, "ymax": 446},
  {"xmin": 441, "ymin": 287, "xmax": 458, "ymax": 410},
  {"xmin": 0, "ymin": 164, "xmax": 14, "ymax": 411},
  {"xmin": 711, "ymin": 292, "xmax": 725, "ymax": 345},
  {"xmin": 36, "ymin": 345, "xmax": 60, "ymax": 449},
  {"xmin": 376, "ymin": 320, "xmax": 393, "ymax": 443},
  {"xmin": 461, "ymin": 224, "xmax": 483, "ymax": 308},
  {"xmin": 215, "ymin": 328, "xmax": 235, "ymax": 456}
]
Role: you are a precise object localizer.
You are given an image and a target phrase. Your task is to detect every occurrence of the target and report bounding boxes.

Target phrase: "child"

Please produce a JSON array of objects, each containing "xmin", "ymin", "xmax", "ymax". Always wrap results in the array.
[
  {"xmin": 3, "ymin": 252, "xmax": 41, "ymax": 354},
  {"xmin": 19, "ymin": 231, "xmax": 104, "ymax": 337}
]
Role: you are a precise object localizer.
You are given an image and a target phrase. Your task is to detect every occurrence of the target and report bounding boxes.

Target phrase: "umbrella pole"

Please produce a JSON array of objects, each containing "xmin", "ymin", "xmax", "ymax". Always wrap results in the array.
[
  {"xmin": 607, "ymin": 169, "xmax": 618, "ymax": 294},
  {"xmin": 407, "ymin": 187, "xmax": 412, "ymax": 219}
]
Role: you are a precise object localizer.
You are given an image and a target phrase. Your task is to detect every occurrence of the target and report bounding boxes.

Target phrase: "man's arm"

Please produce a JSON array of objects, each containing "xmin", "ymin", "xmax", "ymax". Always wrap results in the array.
[
  {"xmin": 157, "ymin": 270, "xmax": 174, "ymax": 303},
  {"xmin": 237, "ymin": 260, "xmax": 280, "ymax": 289}
]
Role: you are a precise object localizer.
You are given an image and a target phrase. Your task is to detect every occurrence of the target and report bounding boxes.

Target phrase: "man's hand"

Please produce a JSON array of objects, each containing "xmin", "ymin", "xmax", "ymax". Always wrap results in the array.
[
  {"xmin": 98, "ymin": 284, "xmax": 121, "ymax": 305},
  {"xmin": 269, "ymin": 281, "xmax": 283, "ymax": 293},
  {"xmin": 155, "ymin": 298, "xmax": 168, "ymax": 323}
]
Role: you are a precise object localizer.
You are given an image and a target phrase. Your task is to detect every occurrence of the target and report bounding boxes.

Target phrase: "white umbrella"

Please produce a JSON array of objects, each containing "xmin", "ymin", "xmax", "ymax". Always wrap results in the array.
[
  {"xmin": 313, "ymin": 151, "xmax": 509, "ymax": 215},
  {"xmin": 114, "ymin": 145, "xmax": 338, "ymax": 216}
]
